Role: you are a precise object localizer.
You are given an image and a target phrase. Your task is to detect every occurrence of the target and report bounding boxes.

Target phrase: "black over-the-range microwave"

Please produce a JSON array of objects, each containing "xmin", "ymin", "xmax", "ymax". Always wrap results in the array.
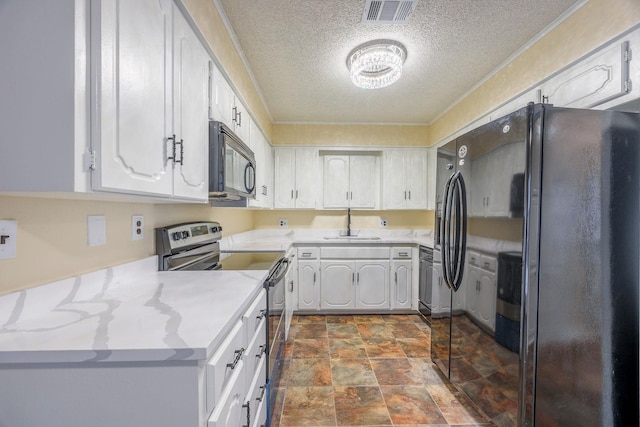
[{"xmin": 209, "ymin": 121, "xmax": 256, "ymax": 201}]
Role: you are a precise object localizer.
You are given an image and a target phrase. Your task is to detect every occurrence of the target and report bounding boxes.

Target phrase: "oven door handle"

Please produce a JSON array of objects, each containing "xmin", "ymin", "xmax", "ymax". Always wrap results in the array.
[{"xmin": 267, "ymin": 256, "xmax": 291, "ymax": 287}]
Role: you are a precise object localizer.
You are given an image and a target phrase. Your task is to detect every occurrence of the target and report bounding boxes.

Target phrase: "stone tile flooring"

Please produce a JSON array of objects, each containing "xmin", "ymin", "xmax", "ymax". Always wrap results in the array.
[{"xmin": 271, "ymin": 314, "xmax": 493, "ymax": 426}]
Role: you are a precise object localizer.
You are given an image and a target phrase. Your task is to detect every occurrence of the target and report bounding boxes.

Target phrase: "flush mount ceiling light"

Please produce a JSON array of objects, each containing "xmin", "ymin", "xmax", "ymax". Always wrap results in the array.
[{"xmin": 347, "ymin": 40, "xmax": 407, "ymax": 89}]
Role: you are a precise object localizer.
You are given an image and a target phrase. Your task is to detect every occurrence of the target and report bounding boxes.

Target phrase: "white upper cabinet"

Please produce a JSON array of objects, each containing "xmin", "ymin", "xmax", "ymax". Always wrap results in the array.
[
  {"xmin": 172, "ymin": 7, "xmax": 210, "ymax": 200},
  {"xmin": 382, "ymin": 149, "xmax": 427, "ymax": 210},
  {"xmin": 248, "ymin": 121, "xmax": 274, "ymax": 208},
  {"xmin": 92, "ymin": 0, "xmax": 208, "ymax": 201},
  {"xmin": 323, "ymin": 153, "xmax": 379, "ymax": 209},
  {"xmin": 211, "ymin": 64, "xmax": 250, "ymax": 143},
  {"xmin": 540, "ymin": 40, "xmax": 632, "ymax": 109},
  {"xmin": 274, "ymin": 148, "xmax": 318, "ymax": 209}
]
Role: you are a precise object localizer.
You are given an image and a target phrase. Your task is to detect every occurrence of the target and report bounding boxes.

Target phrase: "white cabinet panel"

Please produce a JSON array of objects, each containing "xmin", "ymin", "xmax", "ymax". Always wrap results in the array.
[
  {"xmin": 320, "ymin": 261, "xmax": 355, "ymax": 309},
  {"xmin": 323, "ymin": 153, "xmax": 379, "ymax": 209},
  {"xmin": 274, "ymin": 148, "xmax": 318, "ymax": 209},
  {"xmin": 93, "ymin": 0, "xmax": 208, "ymax": 201},
  {"xmin": 464, "ymin": 251, "xmax": 497, "ymax": 332},
  {"xmin": 355, "ymin": 261, "xmax": 389, "ymax": 309},
  {"xmin": 207, "ymin": 361, "xmax": 246, "ymax": 427},
  {"xmin": 93, "ymin": 0, "xmax": 174, "ymax": 196},
  {"xmin": 391, "ymin": 260, "xmax": 412, "ymax": 310},
  {"xmin": 248, "ymin": 121, "xmax": 274, "ymax": 208},
  {"xmin": 540, "ymin": 40, "xmax": 632, "ymax": 109},
  {"xmin": 298, "ymin": 260, "xmax": 320, "ymax": 310},
  {"xmin": 172, "ymin": 7, "xmax": 209, "ymax": 200},
  {"xmin": 383, "ymin": 149, "xmax": 427, "ymax": 209}
]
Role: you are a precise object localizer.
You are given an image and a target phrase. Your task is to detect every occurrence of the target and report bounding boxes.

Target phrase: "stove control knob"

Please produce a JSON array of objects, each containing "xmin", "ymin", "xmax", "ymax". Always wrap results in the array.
[
  {"xmin": 211, "ymin": 226, "xmax": 219, "ymax": 233},
  {"xmin": 182, "ymin": 231, "xmax": 190, "ymax": 239},
  {"xmin": 172, "ymin": 232, "xmax": 181, "ymax": 241},
  {"xmin": 218, "ymin": 225, "xmax": 223, "ymax": 232}
]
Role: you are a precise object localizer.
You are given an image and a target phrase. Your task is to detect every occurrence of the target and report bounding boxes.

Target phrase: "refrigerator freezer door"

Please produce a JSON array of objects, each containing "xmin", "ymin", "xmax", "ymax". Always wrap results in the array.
[{"xmin": 533, "ymin": 107, "xmax": 639, "ymax": 426}]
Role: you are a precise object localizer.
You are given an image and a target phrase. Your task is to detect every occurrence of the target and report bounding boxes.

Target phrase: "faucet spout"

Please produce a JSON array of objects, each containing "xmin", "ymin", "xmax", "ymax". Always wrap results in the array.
[{"xmin": 347, "ymin": 208, "xmax": 351, "ymax": 237}]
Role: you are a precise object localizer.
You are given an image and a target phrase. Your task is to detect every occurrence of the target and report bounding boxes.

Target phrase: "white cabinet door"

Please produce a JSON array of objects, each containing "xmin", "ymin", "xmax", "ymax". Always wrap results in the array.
[
  {"xmin": 93, "ymin": 0, "xmax": 173, "ymax": 196},
  {"xmin": 477, "ymin": 270, "xmax": 496, "ymax": 331},
  {"xmin": 295, "ymin": 148, "xmax": 319, "ymax": 209},
  {"xmin": 320, "ymin": 261, "xmax": 355, "ymax": 309},
  {"xmin": 382, "ymin": 150, "xmax": 406, "ymax": 210},
  {"xmin": 349, "ymin": 155, "xmax": 378, "ymax": 209},
  {"xmin": 406, "ymin": 149, "xmax": 427, "ymax": 209},
  {"xmin": 274, "ymin": 148, "xmax": 296, "ymax": 208},
  {"xmin": 264, "ymin": 143, "xmax": 274, "ymax": 208},
  {"xmin": 355, "ymin": 261, "xmax": 389, "ymax": 309},
  {"xmin": 391, "ymin": 260, "xmax": 412, "ymax": 309},
  {"xmin": 298, "ymin": 260, "xmax": 319, "ymax": 310},
  {"xmin": 323, "ymin": 154, "xmax": 378, "ymax": 209},
  {"xmin": 540, "ymin": 40, "xmax": 632, "ymax": 109},
  {"xmin": 211, "ymin": 64, "xmax": 235, "ymax": 127},
  {"xmin": 323, "ymin": 155, "xmax": 350, "ymax": 208},
  {"xmin": 466, "ymin": 265, "xmax": 480, "ymax": 316},
  {"xmin": 172, "ymin": 7, "xmax": 208, "ymax": 200}
]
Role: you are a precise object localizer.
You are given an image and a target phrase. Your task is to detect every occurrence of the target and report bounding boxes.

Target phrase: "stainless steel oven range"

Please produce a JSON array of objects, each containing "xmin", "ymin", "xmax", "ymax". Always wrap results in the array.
[{"xmin": 155, "ymin": 221, "xmax": 291, "ymax": 426}]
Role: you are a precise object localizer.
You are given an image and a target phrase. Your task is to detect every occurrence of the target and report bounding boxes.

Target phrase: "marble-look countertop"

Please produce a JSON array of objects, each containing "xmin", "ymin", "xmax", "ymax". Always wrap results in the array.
[
  {"xmin": 0, "ymin": 257, "xmax": 267, "ymax": 364},
  {"xmin": 220, "ymin": 228, "xmax": 435, "ymax": 252}
]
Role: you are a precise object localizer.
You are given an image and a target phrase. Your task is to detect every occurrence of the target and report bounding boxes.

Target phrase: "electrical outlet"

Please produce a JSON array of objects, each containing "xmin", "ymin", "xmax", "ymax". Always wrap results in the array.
[
  {"xmin": 87, "ymin": 215, "xmax": 106, "ymax": 247},
  {"xmin": 279, "ymin": 219, "xmax": 288, "ymax": 228},
  {"xmin": 0, "ymin": 220, "xmax": 17, "ymax": 260},
  {"xmin": 132, "ymin": 215, "xmax": 144, "ymax": 241},
  {"xmin": 379, "ymin": 219, "xmax": 388, "ymax": 228}
]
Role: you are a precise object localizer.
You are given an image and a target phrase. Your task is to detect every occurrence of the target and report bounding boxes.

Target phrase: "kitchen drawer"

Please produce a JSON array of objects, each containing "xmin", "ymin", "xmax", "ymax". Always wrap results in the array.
[
  {"xmin": 206, "ymin": 320, "xmax": 245, "ymax": 412},
  {"xmin": 207, "ymin": 360, "xmax": 246, "ymax": 427},
  {"xmin": 479, "ymin": 254, "xmax": 497, "ymax": 272},
  {"xmin": 244, "ymin": 354, "xmax": 267, "ymax": 427},
  {"xmin": 321, "ymin": 246, "xmax": 389, "ymax": 259},
  {"xmin": 391, "ymin": 247, "xmax": 412, "ymax": 259},
  {"xmin": 242, "ymin": 289, "xmax": 267, "ymax": 344},
  {"xmin": 243, "ymin": 318, "xmax": 266, "ymax": 387},
  {"xmin": 297, "ymin": 247, "xmax": 319, "ymax": 260},
  {"xmin": 467, "ymin": 251, "xmax": 482, "ymax": 267}
]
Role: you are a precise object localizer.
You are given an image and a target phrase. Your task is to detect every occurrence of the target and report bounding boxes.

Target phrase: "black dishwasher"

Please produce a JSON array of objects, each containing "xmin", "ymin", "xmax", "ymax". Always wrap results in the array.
[{"xmin": 418, "ymin": 246, "xmax": 433, "ymax": 323}]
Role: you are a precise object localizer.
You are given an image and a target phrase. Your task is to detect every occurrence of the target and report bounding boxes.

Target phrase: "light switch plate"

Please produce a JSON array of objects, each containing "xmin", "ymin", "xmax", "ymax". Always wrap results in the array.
[
  {"xmin": 88, "ymin": 215, "xmax": 106, "ymax": 247},
  {"xmin": 132, "ymin": 215, "xmax": 144, "ymax": 241},
  {"xmin": 0, "ymin": 220, "xmax": 17, "ymax": 260}
]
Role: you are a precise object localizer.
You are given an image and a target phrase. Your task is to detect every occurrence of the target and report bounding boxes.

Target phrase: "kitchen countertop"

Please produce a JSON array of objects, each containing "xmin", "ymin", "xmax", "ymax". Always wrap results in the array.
[
  {"xmin": 0, "ymin": 257, "xmax": 267, "ymax": 364},
  {"xmin": 220, "ymin": 228, "xmax": 435, "ymax": 252}
]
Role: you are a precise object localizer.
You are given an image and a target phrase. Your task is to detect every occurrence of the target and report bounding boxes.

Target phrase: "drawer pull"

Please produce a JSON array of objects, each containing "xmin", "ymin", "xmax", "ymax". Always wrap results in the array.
[
  {"xmin": 483, "ymin": 261, "xmax": 490, "ymax": 268},
  {"xmin": 256, "ymin": 309, "xmax": 267, "ymax": 320},
  {"xmin": 399, "ymin": 252, "xmax": 409, "ymax": 257},
  {"xmin": 302, "ymin": 252, "xmax": 312, "ymax": 257},
  {"xmin": 227, "ymin": 348, "xmax": 245, "ymax": 369},
  {"xmin": 256, "ymin": 385, "xmax": 266, "ymax": 402}
]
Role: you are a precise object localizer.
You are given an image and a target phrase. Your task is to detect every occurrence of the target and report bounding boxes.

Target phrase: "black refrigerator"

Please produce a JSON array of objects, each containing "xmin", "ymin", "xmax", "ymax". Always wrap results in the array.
[{"xmin": 432, "ymin": 103, "xmax": 639, "ymax": 426}]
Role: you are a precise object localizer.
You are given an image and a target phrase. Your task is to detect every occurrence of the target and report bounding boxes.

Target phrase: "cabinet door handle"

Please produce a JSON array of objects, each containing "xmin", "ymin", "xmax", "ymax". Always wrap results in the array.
[
  {"xmin": 313, "ymin": 272, "xmax": 316, "ymax": 283},
  {"xmin": 395, "ymin": 272, "xmax": 398, "ymax": 284},
  {"xmin": 256, "ymin": 309, "xmax": 267, "ymax": 320},
  {"xmin": 289, "ymin": 280, "xmax": 294, "ymax": 292},
  {"xmin": 227, "ymin": 348, "xmax": 245, "ymax": 369},
  {"xmin": 408, "ymin": 190, "xmax": 411, "ymax": 199},
  {"xmin": 296, "ymin": 189, "xmax": 299, "ymax": 199},
  {"xmin": 238, "ymin": 111, "xmax": 242, "ymax": 127},
  {"xmin": 232, "ymin": 106, "xmax": 238, "ymax": 123},
  {"xmin": 346, "ymin": 191, "xmax": 349, "ymax": 200},
  {"xmin": 291, "ymin": 190, "xmax": 294, "ymax": 199},
  {"xmin": 167, "ymin": 135, "xmax": 184, "ymax": 165},
  {"xmin": 404, "ymin": 191, "xmax": 407, "ymax": 200},
  {"xmin": 352, "ymin": 272, "xmax": 355, "ymax": 283},
  {"xmin": 242, "ymin": 401, "xmax": 250, "ymax": 427},
  {"xmin": 257, "ymin": 344, "xmax": 267, "ymax": 357},
  {"xmin": 256, "ymin": 385, "xmax": 266, "ymax": 403},
  {"xmin": 357, "ymin": 272, "xmax": 359, "ymax": 283},
  {"xmin": 350, "ymin": 191, "xmax": 353, "ymax": 200}
]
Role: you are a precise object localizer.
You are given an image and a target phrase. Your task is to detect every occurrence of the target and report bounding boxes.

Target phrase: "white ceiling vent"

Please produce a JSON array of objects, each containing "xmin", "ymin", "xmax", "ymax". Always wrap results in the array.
[{"xmin": 361, "ymin": 0, "xmax": 419, "ymax": 24}]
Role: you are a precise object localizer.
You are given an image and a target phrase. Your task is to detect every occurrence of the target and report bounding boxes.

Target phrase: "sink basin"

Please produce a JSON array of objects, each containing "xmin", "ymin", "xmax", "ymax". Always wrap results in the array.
[{"xmin": 323, "ymin": 236, "xmax": 381, "ymax": 241}]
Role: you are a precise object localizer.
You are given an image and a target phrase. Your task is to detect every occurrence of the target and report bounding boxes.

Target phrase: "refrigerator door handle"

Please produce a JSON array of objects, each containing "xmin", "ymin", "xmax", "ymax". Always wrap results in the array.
[
  {"xmin": 441, "ymin": 172, "xmax": 456, "ymax": 289},
  {"xmin": 450, "ymin": 173, "xmax": 467, "ymax": 291}
]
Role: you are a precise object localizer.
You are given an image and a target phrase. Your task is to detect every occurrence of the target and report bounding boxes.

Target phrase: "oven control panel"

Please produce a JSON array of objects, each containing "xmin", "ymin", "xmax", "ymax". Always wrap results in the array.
[{"xmin": 155, "ymin": 221, "xmax": 222, "ymax": 255}]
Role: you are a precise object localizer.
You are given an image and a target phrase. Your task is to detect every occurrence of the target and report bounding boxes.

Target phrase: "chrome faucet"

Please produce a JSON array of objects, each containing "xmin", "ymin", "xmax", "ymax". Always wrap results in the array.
[{"xmin": 347, "ymin": 208, "xmax": 351, "ymax": 237}]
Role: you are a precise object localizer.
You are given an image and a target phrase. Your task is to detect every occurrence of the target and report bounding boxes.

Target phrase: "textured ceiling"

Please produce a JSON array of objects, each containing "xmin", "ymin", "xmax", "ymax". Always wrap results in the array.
[{"xmin": 217, "ymin": 0, "xmax": 584, "ymax": 124}]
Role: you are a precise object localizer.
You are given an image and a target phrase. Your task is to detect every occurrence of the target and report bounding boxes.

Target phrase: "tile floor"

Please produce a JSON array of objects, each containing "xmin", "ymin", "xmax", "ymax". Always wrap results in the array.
[{"xmin": 270, "ymin": 314, "xmax": 493, "ymax": 426}]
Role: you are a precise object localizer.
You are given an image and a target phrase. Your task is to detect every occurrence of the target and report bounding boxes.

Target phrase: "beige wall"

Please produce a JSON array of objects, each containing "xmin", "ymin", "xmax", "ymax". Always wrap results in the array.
[
  {"xmin": 0, "ymin": 196, "xmax": 253, "ymax": 294},
  {"xmin": 272, "ymin": 124, "xmax": 429, "ymax": 147},
  {"xmin": 429, "ymin": 0, "xmax": 640, "ymax": 144},
  {"xmin": 253, "ymin": 209, "xmax": 434, "ymax": 231},
  {"xmin": 182, "ymin": 0, "xmax": 272, "ymax": 140}
]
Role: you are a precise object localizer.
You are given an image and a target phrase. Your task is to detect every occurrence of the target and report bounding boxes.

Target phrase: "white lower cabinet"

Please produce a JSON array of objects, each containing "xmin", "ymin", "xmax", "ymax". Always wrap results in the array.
[
  {"xmin": 208, "ymin": 361, "xmax": 246, "ymax": 427},
  {"xmin": 298, "ymin": 248, "xmax": 320, "ymax": 310},
  {"xmin": 391, "ymin": 260, "xmax": 412, "ymax": 309},
  {"xmin": 465, "ymin": 250, "xmax": 497, "ymax": 332},
  {"xmin": 320, "ymin": 260, "xmax": 356, "ymax": 309},
  {"xmin": 355, "ymin": 261, "xmax": 390, "ymax": 309}
]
